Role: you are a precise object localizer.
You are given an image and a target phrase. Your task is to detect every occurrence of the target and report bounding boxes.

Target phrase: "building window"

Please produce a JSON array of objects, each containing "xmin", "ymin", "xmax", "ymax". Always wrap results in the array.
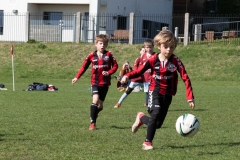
[
  {"xmin": 43, "ymin": 12, "xmax": 62, "ymax": 25},
  {"xmin": 0, "ymin": 10, "xmax": 3, "ymax": 35},
  {"xmin": 142, "ymin": 20, "xmax": 169, "ymax": 38},
  {"xmin": 117, "ymin": 15, "xmax": 127, "ymax": 30}
]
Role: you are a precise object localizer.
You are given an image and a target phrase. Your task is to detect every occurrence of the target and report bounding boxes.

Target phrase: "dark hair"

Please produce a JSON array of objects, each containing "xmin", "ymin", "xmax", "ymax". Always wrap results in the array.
[{"xmin": 144, "ymin": 39, "xmax": 154, "ymax": 47}]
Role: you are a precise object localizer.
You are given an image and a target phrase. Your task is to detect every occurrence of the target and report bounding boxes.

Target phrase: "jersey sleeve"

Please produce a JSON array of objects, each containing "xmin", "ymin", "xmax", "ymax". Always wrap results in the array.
[
  {"xmin": 75, "ymin": 53, "xmax": 92, "ymax": 79},
  {"xmin": 133, "ymin": 57, "xmax": 140, "ymax": 70},
  {"xmin": 107, "ymin": 53, "xmax": 118, "ymax": 75},
  {"xmin": 125, "ymin": 60, "xmax": 151, "ymax": 79},
  {"xmin": 176, "ymin": 57, "xmax": 194, "ymax": 101}
]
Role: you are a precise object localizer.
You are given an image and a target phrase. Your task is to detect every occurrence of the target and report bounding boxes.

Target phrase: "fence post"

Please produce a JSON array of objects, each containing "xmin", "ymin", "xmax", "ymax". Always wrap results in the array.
[
  {"xmin": 175, "ymin": 27, "xmax": 179, "ymax": 39},
  {"xmin": 129, "ymin": 12, "xmax": 134, "ymax": 45},
  {"xmin": 184, "ymin": 13, "xmax": 189, "ymax": 46},
  {"xmin": 25, "ymin": 12, "xmax": 29, "ymax": 42},
  {"xmin": 194, "ymin": 24, "xmax": 202, "ymax": 41},
  {"xmin": 76, "ymin": 12, "xmax": 81, "ymax": 43}
]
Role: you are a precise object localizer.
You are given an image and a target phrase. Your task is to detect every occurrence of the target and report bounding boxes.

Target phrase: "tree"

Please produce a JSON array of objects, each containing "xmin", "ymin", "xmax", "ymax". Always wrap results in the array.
[
  {"xmin": 216, "ymin": 0, "xmax": 240, "ymax": 14},
  {"xmin": 204, "ymin": 0, "xmax": 240, "ymax": 14}
]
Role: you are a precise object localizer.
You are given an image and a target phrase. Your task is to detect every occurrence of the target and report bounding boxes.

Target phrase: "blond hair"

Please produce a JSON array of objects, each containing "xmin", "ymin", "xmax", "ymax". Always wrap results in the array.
[
  {"xmin": 95, "ymin": 34, "xmax": 109, "ymax": 44},
  {"xmin": 154, "ymin": 30, "xmax": 177, "ymax": 48}
]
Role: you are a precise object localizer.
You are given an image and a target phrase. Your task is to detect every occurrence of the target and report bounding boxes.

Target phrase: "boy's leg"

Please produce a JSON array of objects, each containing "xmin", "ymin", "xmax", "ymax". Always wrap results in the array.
[
  {"xmin": 89, "ymin": 85, "xmax": 108, "ymax": 130},
  {"xmin": 89, "ymin": 85, "xmax": 99, "ymax": 130},
  {"xmin": 143, "ymin": 82, "xmax": 150, "ymax": 106},
  {"xmin": 143, "ymin": 92, "xmax": 172, "ymax": 149},
  {"xmin": 96, "ymin": 85, "xmax": 109, "ymax": 113},
  {"xmin": 114, "ymin": 82, "xmax": 138, "ymax": 108},
  {"xmin": 132, "ymin": 112, "xmax": 150, "ymax": 133},
  {"xmin": 141, "ymin": 91, "xmax": 158, "ymax": 149},
  {"xmin": 90, "ymin": 102, "xmax": 98, "ymax": 124}
]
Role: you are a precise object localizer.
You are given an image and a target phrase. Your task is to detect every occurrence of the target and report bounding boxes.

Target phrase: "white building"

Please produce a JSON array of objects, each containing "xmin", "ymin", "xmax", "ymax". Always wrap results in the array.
[{"xmin": 0, "ymin": 0, "xmax": 173, "ymax": 43}]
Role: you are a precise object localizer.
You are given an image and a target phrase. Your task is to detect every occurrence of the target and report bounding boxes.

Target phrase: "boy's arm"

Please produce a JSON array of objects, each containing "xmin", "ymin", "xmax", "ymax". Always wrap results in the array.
[
  {"xmin": 189, "ymin": 101, "xmax": 195, "ymax": 109},
  {"xmin": 177, "ymin": 58, "xmax": 194, "ymax": 103},
  {"xmin": 121, "ymin": 60, "xmax": 150, "ymax": 84},
  {"xmin": 107, "ymin": 54, "xmax": 118, "ymax": 75},
  {"xmin": 74, "ymin": 54, "xmax": 92, "ymax": 79}
]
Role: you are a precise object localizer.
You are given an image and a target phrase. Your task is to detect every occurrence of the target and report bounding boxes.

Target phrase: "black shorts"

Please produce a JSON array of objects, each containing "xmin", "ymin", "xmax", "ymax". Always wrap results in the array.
[
  {"xmin": 91, "ymin": 85, "xmax": 109, "ymax": 101},
  {"xmin": 148, "ymin": 90, "xmax": 172, "ymax": 112}
]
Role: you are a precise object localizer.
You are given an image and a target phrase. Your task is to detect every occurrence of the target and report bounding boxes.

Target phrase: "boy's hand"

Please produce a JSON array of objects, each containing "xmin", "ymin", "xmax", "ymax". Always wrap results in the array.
[
  {"xmin": 72, "ymin": 78, "xmax": 78, "ymax": 84},
  {"xmin": 121, "ymin": 76, "xmax": 129, "ymax": 84},
  {"xmin": 189, "ymin": 101, "xmax": 195, "ymax": 109},
  {"xmin": 102, "ymin": 71, "xmax": 109, "ymax": 76}
]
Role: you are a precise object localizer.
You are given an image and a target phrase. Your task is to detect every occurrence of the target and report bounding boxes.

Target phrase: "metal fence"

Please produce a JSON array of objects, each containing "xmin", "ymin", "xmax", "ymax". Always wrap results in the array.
[
  {"xmin": 189, "ymin": 14, "xmax": 240, "ymax": 45},
  {"xmin": 0, "ymin": 12, "xmax": 240, "ymax": 45}
]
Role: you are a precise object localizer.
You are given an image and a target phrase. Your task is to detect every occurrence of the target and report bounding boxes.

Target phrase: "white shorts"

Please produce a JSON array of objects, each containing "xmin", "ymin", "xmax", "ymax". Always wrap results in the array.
[
  {"xmin": 143, "ymin": 82, "xmax": 150, "ymax": 92},
  {"xmin": 129, "ymin": 81, "xmax": 141, "ymax": 89}
]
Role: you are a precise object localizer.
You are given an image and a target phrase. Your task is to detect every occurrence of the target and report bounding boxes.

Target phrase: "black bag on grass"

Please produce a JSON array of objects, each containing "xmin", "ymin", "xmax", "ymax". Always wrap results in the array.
[
  {"xmin": 0, "ymin": 84, "xmax": 5, "ymax": 88},
  {"xmin": 27, "ymin": 82, "xmax": 48, "ymax": 91}
]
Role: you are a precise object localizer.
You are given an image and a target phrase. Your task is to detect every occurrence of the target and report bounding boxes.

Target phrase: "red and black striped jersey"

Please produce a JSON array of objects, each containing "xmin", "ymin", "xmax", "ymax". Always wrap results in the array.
[
  {"xmin": 74, "ymin": 50, "xmax": 118, "ymax": 86},
  {"xmin": 125, "ymin": 53, "xmax": 194, "ymax": 101},
  {"xmin": 139, "ymin": 52, "xmax": 156, "ymax": 82},
  {"xmin": 131, "ymin": 56, "xmax": 143, "ymax": 83}
]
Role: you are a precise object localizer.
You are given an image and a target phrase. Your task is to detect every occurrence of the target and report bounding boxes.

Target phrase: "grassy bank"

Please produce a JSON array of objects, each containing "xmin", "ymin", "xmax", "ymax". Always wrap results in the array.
[{"xmin": 1, "ymin": 42, "xmax": 240, "ymax": 82}]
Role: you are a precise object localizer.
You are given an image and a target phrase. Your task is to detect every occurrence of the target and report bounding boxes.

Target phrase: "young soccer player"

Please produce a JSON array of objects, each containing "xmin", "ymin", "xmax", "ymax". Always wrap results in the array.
[
  {"xmin": 114, "ymin": 46, "xmax": 145, "ymax": 108},
  {"xmin": 141, "ymin": 39, "xmax": 156, "ymax": 106},
  {"xmin": 121, "ymin": 30, "xmax": 195, "ymax": 150},
  {"xmin": 116, "ymin": 61, "xmax": 132, "ymax": 92},
  {"xmin": 72, "ymin": 34, "xmax": 118, "ymax": 130}
]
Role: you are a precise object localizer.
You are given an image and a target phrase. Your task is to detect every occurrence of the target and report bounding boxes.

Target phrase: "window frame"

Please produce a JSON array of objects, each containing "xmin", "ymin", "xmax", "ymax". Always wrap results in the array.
[
  {"xmin": 117, "ymin": 15, "xmax": 127, "ymax": 30},
  {"xmin": 0, "ymin": 10, "xmax": 3, "ymax": 35},
  {"xmin": 43, "ymin": 12, "xmax": 63, "ymax": 25}
]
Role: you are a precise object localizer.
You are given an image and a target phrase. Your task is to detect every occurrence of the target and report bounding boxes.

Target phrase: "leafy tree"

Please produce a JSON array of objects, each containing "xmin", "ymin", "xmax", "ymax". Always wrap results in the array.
[
  {"xmin": 216, "ymin": 0, "xmax": 240, "ymax": 14},
  {"xmin": 204, "ymin": 0, "xmax": 240, "ymax": 14}
]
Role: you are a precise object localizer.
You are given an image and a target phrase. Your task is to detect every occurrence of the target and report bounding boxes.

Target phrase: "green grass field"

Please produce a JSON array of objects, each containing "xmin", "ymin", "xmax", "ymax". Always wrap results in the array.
[{"xmin": 0, "ymin": 42, "xmax": 240, "ymax": 159}]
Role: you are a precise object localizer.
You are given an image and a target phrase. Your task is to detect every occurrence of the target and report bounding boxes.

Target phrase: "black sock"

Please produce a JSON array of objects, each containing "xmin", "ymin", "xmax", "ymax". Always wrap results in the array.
[
  {"xmin": 145, "ymin": 118, "xmax": 157, "ymax": 142},
  {"xmin": 90, "ymin": 103, "xmax": 98, "ymax": 123},
  {"xmin": 141, "ymin": 115, "xmax": 149, "ymax": 125},
  {"xmin": 97, "ymin": 107, "xmax": 103, "ymax": 114}
]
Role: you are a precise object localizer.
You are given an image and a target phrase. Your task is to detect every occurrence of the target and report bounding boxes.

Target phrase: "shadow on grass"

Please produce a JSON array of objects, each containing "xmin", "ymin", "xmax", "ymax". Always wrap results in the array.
[
  {"xmin": 0, "ymin": 133, "xmax": 25, "ymax": 141},
  {"xmin": 165, "ymin": 141, "xmax": 240, "ymax": 149},
  {"xmin": 110, "ymin": 126, "xmax": 132, "ymax": 129},
  {"xmin": 110, "ymin": 125, "xmax": 166, "ymax": 129},
  {"xmin": 162, "ymin": 141, "xmax": 240, "ymax": 156},
  {"xmin": 169, "ymin": 109, "xmax": 207, "ymax": 112}
]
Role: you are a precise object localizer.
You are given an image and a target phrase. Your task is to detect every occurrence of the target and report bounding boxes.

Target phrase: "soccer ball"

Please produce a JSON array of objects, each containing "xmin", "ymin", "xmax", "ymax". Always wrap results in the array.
[{"xmin": 175, "ymin": 113, "xmax": 200, "ymax": 137}]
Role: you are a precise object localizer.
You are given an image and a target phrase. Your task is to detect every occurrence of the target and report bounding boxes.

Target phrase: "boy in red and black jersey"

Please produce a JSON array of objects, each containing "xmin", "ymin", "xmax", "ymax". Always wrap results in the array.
[
  {"xmin": 72, "ymin": 34, "xmax": 118, "ymax": 130},
  {"xmin": 121, "ymin": 30, "xmax": 194, "ymax": 150},
  {"xmin": 114, "ymin": 46, "xmax": 145, "ymax": 108},
  {"xmin": 140, "ymin": 39, "xmax": 156, "ymax": 106}
]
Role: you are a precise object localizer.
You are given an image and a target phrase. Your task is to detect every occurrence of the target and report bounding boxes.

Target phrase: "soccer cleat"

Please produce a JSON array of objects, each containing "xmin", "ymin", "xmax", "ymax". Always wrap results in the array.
[
  {"xmin": 142, "ymin": 141, "xmax": 153, "ymax": 150},
  {"xmin": 89, "ymin": 123, "xmax": 96, "ymax": 130},
  {"xmin": 132, "ymin": 112, "xmax": 145, "ymax": 133},
  {"xmin": 114, "ymin": 103, "xmax": 121, "ymax": 108}
]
